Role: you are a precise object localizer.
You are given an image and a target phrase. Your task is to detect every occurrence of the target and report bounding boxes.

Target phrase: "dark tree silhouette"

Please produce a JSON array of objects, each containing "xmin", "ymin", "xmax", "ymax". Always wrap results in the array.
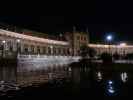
[
  {"xmin": 113, "ymin": 52, "xmax": 120, "ymax": 60},
  {"xmin": 100, "ymin": 53, "xmax": 112, "ymax": 62},
  {"xmin": 125, "ymin": 53, "xmax": 133, "ymax": 60},
  {"xmin": 80, "ymin": 45, "xmax": 96, "ymax": 59}
]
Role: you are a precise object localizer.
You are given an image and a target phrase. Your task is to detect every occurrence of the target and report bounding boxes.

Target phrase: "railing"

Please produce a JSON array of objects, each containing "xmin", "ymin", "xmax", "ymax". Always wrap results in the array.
[
  {"xmin": 92, "ymin": 59, "xmax": 133, "ymax": 64},
  {"xmin": 18, "ymin": 54, "xmax": 80, "ymax": 59},
  {"xmin": 114, "ymin": 60, "xmax": 133, "ymax": 64},
  {"xmin": 17, "ymin": 54, "xmax": 81, "ymax": 67}
]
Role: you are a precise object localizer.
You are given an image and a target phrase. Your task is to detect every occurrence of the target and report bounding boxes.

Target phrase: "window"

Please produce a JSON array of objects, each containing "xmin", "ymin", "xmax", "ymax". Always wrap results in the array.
[
  {"xmin": 37, "ymin": 46, "xmax": 41, "ymax": 53},
  {"xmin": 84, "ymin": 37, "xmax": 86, "ymax": 41},
  {"xmin": 24, "ymin": 48, "xmax": 28, "ymax": 53},
  {"xmin": 58, "ymin": 48, "xmax": 61, "ymax": 55},
  {"xmin": 81, "ymin": 36, "xmax": 83, "ymax": 40},
  {"xmin": 53, "ymin": 47, "xmax": 55, "ymax": 55},
  {"xmin": 77, "ymin": 36, "xmax": 80, "ymax": 40},
  {"xmin": 63, "ymin": 48, "xmax": 66, "ymax": 55},
  {"xmin": 7, "ymin": 41, "xmax": 13, "ymax": 52},
  {"xmin": 43, "ymin": 47, "xmax": 46, "ymax": 54},
  {"xmin": 31, "ymin": 45, "xmax": 34, "ymax": 53},
  {"xmin": 67, "ymin": 48, "xmax": 70, "ymax": 55},
  {"xmin": 48, "ymin": 47, "xmax": 51, "ymax": 54},
  {"xmin": 9, "ymin": 45, "xmax": 13, "ymax": 52},
  {"xmin": 24, "ymin": 44, "xmax": 28, "ymax": 53}
]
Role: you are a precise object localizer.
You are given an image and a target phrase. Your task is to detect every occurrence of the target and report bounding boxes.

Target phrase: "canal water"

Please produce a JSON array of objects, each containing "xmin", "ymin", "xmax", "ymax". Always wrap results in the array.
[{"xmin": 0, "ymin": 61, "xmax": 133, "ymax": 99}]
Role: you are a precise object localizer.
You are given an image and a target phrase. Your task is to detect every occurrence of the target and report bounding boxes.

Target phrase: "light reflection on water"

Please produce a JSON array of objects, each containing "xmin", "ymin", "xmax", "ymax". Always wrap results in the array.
[
  {"xmin": 120, "ymin": 72, "xmax": 128, "ymax": 83},
  {"xmin": 0, "ymin": 65, "xmax": 130, "ymax": 85},
  {"xmin": 105, "ymin": 80, "xmax": 116, "ymax": 96},
  {"xmin": 0, "ymin": 61, "xmax": 133, "ymax": 98},
  {"xmin": 96, "ymin": 71, "xmax": 102, "ymax": 81},
  {"xmin": 0, "ymin": 63, "xmax": 69, "ymax": 88},
  {"xmin": 94, "ymin": 71, "xmax": 129, "ymax": 96}
]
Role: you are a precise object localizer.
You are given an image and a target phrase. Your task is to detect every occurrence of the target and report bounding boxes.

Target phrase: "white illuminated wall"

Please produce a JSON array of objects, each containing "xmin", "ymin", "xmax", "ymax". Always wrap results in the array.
[{"xmin": 17, "ymin": 55, "xmax": 80, "ymax": 72}]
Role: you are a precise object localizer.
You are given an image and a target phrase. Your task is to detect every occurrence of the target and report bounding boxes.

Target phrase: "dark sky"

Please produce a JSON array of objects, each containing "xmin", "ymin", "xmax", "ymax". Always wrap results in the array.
[
  {"xmin": 1, "ymin": 1, "xmax": 133, "ymax": 43},
  {"xmin": 0, "ymin": 16, "xmax": 132, "ymax": 43}
]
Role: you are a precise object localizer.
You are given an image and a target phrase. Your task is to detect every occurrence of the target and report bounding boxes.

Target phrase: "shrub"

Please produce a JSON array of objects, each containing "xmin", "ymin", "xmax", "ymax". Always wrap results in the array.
[
  {"xmin": 113, "ymin": 52, "xmax": 120, "ymax": 60},
  {"xmin": 100, "ymin": 53, "xmax": 112, "ymax": 62},
  {"xmin": 125, "ymin": 53, "xmax": 133, "ymax": 60}
]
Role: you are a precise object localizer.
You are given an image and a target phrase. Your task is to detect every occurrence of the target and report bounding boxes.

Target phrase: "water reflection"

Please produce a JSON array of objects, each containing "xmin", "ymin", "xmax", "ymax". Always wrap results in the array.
[
  {"xmin": 0, "ymin": 66, "xmax": 17, "ymax": 82},
  {"xmin": 120, "ymin": 72, "xmax": 128, "ymax": 83},
  {"xmin": 96, "ymin": 71, "xmax": 102, "ymax": 81},
  {"xmin": 0, "ymin": 60, "xmax": 133, "ymax": 98},
  {"xmin": 0, "ymin": 63, "xmax": 70, "ymax": 89},
  {"xmin": 105, "ymin": 80, "xmax": 116, "ymax": 96}
]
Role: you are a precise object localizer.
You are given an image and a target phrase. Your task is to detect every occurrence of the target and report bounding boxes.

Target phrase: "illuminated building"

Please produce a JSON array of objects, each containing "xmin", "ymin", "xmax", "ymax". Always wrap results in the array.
[{"xmin": 0, "ymin": 27, "xmax": 133, "ymax": 58}]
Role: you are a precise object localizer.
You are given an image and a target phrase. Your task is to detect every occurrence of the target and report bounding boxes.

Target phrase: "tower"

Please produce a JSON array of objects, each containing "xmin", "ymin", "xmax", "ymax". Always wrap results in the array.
[{"xmin": 64, "ymin": 26, "xmax": 89, "ymax": 56}]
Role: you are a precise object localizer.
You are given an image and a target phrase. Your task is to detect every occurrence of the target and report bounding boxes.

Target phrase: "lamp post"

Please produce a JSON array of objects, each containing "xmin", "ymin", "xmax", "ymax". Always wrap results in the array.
[
  {"xmin": 16, "ymin": 39, "xmax": 20, "ymax": 56},
  {"xmin": 106, "ymin": 35, "xmax": 112, "ymax": 54},
  {"xmin": 2, "ymin": 40, "xmax": 6, "ymax": 58},
  {"xmin": 50, "ymin": 46, "xmax": 53, "ymax": 55}
]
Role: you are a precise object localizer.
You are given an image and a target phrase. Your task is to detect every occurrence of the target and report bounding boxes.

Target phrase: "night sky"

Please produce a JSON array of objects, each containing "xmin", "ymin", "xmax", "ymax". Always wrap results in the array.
[{"xmin": 1, "ymin": 2, "xmax": 133, "ymax": 44}]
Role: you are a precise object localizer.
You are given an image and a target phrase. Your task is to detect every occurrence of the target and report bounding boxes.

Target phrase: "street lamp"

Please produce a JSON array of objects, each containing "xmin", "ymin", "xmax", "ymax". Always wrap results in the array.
[
  {"xmin": 2, "ymin": 40, "xmax": 6, "ymax": 58},
  {"xmin": 2, "ymin": 40, "xmax": 6, "ymax": 44},
  {"xmin": 50, "ymin": 46, "xmax": 53, "ymax": 55},
  {"xmin": 17, "ymin": 39, "xmax": 20, "ymax": 43},
  {"xmin": 16, "ymin": 39, "xmax": 20, "ymax": 55},
  {"xmin": 106, "ymin": 35, "xmax": 113, "ymax": 54},
  {"xmin": 106, "ymin": 35, "xmax": 112, "ymax": 42}
]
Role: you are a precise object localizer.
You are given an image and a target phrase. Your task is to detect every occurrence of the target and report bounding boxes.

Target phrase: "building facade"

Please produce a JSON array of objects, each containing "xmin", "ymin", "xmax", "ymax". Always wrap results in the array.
[
  {"xmin": 0, "ymin": 28, "xmax": 133, "ymax": 58},
  {"xmin": 89, "ymin": 44, "xmax": 133, "ymax": 56},
  {"xmin": 64, "ymin": 32, "xmax": 89, "ymax": 56},
  {"xmin": 0, "ymin": 29, "xmax": 70, "ymax": 58}
]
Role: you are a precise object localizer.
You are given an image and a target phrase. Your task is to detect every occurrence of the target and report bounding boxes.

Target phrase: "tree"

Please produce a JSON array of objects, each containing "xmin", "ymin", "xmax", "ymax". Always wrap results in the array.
[
  {"xmin": 80, "ymin": 45, "xmax": 89, "ymax": 59},
  {"xmin": 89, "ymin": 47, "xmax": 96, "ymax": 58},
  {"xmin": 80, "ymin": 45, "xmax": 96, "ymax": 59},
  {"xmin": 125, "ymin": 53, "xmax": 133, "ymax": 60},
  {"xmin": 100, "ymin": 53, "xmax": 112, "ymax": 62},
  {"xmin": 113, "ymin": 52, "xmax": 120, "ymax": 60}
]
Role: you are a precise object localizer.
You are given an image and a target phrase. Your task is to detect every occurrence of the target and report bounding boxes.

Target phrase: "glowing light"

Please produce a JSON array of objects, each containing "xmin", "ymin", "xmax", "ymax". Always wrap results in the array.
[
  {"xmin": 68, "ymin": 67, "xmax": 71, "ymax": 71},
  {"xmin": 108, "ymin": 80, "xmax": 113, "ymax": 84},
  {"xmin": 17, "ymin": 39, "xmax": 20, "ymax": 43},
  {"xmin": 50, "ymin": 46, "xmax": 53, "ymax": 49},
  {"xmin": 106, "ymin": 80, "xmax": 116, "ymax": 95},
  {"xmin": 106, "ymin": 35, "xmax": 112, "ymax": 41},
  {"xmin": 97, "ymin": 44, "xmax": 101, "ymax": 48},
  {"xmin": 108, "ymin": 88, "xmax": 115, "ymax": 94},
  {"xmin": 0, "ymin": 29, "xmax": 68, "ymax": 46},
  {"xmin": 2, "ymin": 40, "xmax": 6, "ymax": 44},
  {"xmin": 97, "ymin": 72, "xmax": 102, "ymax": 81},
  {"xmin": 121, "ymin": 72, "xmax": 128, "ymax": 83},
  {"xmin": 120, "ymin": 43, "xmax": 127, "ymax": 47},
  {"xmin": 104, "ymin": 45, "xmax": 109, "ymax": 48},
  {"xmin": 89, "ymin": 43, "xmax": 133, "ymax": 48}
]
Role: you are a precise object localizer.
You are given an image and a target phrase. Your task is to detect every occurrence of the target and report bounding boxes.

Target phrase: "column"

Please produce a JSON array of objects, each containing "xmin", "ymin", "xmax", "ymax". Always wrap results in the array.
[
  {"xmin": 28, "ymin": 45, "xmax": 31, "ymax": 54},
  {"xmin": 43, "ymin": 46, "xmax": 46, "ymax": 54},
  {"xmin": 40, "ymin": 46, "xmax": 43, "ymax": 54},
  {"xmin": 46, "ymin": 46, "xmax": 48, "ymax": 55},
  {"xmin": 35, "ymin": 46, "xmax": 37, "ymax": 54},
  {"xmin": 50, "ymin": 45, "xmax": 53, "ymax": 55},
  {"xmin": 20, "ymin": 43, "xmax": 24, "ymax": 54},
  {"xmin": 56, "ymin": 48, "xmax": 58, "ymax": 55}
]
